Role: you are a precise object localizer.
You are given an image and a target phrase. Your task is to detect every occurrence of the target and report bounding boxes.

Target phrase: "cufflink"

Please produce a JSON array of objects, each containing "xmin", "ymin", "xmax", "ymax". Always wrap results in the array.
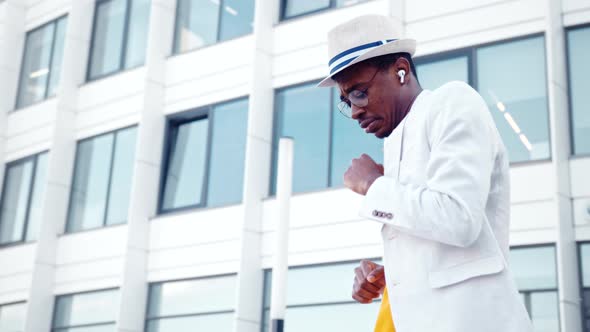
[{"xmin": 372, "ymin": 210, "xmax": 393, "ymax": 220}]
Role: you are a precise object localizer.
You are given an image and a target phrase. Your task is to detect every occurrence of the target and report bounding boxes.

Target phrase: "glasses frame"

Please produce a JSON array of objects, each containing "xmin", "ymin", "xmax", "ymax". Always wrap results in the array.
[{"xmin": 336, "ymin": 67, "xmax": 381, "ymax": 118}]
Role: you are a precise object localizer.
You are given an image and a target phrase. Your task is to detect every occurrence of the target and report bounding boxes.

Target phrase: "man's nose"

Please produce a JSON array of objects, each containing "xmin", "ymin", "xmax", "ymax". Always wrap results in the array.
[{"xmin": 351, "ymin": 104, "xmax": 365, "ymax": 120}]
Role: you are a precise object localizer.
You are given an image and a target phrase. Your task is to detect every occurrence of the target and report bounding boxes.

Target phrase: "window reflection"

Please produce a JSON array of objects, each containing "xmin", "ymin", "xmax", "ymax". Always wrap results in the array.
[
  {"xmin": 477, "ymin": 37, "xmax": 550, "ymax": 163},
  {"xmin": 160, "ymin": 98, "xmax": 248, "ymax": 212},
  {"xmin": 16, "ymin": 16, "xmax": 68, "ymax": 108},
  {"xmin": 0, "ymin": 302, "xmax": 26, "ymax": 332},
  {"xmin": 174, "ymin": 0, "xmax": 254, "ymax": 53},
  {"xmin": 52, "ymin": 289, "xmax": 118, "ymax": 331},
  {"xmin": 567, "ymin": 26, "xmax": 590, "ymax": 155},
  {"xmin": 146, "ymin": 276, "xmax": 236, "ymax": 332},
  {"xmin": 67, "ymin": 127, "xmax": 137, "ymax": 232},
  {"xmin": 88, "ymin": 0, "xmax": 151, "ymax": 80},
  {"xmin": 416, "ymin": 56, "xmax": 469, "ymax": 90},
  {"xmin": 0, "ymin": 153, "xmax": 48, "ymax": 245},
  {"xmin": 509, "ymin": 246, "xmax": 558, "ymax": 332},
  {"xmin": 262, "ymin": 260, "xmax": 382, "ymax": 332}
]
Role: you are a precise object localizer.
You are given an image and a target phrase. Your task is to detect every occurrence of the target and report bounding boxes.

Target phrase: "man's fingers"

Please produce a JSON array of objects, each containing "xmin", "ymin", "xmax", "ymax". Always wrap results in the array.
[
  {"xmin": 367, "ymin": 266, "xmax": 385, "ymax": 283},
  {"xmin": 354, "ymin": 284, "xmax": 380, "ymax": 299},
  {"xmin": 352, "ymin": 293, "xmax": 373, "ymax": 304},
  {"xmin": 355, "ymin": 276, "xmax": 381, "ymax": 294},
  {"xmin": 360, "ymin": 260, "xmax": 375, "ymax": 276}
]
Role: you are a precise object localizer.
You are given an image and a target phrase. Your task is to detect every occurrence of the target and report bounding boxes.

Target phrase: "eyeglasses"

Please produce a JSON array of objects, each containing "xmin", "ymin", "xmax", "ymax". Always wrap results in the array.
[{"xmin": 337, "ymin": 68, "xmax": 380, "ymax": 118}]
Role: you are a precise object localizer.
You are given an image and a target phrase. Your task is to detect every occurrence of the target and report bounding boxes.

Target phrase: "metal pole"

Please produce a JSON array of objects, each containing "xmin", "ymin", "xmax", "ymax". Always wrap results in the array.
[{"xmin": 270, "ymin": 137, "xmax": 294, "ymax": 332}]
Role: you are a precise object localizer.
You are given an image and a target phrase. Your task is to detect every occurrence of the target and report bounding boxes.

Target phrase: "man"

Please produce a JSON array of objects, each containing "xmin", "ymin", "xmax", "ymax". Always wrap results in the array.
[{"xmin": 318, "ymin": 15, "xmax": 533, "ymax": 331}]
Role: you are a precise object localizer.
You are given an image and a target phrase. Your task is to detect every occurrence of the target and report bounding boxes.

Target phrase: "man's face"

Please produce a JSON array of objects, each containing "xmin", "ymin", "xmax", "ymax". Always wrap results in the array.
[{"xmin": 336, "ymin": 62, "xmax": 401, "ymax": 139}]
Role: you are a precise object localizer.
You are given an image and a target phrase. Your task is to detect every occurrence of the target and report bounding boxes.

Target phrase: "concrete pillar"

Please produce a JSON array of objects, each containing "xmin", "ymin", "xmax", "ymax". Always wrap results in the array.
[
  {"xmin": 114, "ymin": 0, "xmax": 175, "ymax": 331},
  {"xmin": 387, "ymin": 0, "xmax": 406, "ymax": 35},
  {"xmin": 233, "ymin": 0, "xmax": 278, "ymax": 331},
  {"xmin": 545, "ymin": 0, "xmax": 583, "ymax": 331},
  {"xmin": 22, "ymin": 0, "xmax": 95, "ymax": 331},
  {"xmin": 0, "ymin": 0, "xmax": 25, "ymax": 201}
]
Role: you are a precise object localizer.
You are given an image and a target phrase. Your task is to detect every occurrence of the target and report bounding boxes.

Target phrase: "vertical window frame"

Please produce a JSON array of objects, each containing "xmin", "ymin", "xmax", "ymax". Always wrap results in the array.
[
  {"xmin": 65, "ymin": 125, "xmax": 137, "ymax": 233},
  {"xmin": 14, "ymin": 15, "xmax": 67, "ymax": 110},
  {"xmin": 565, "ymin": 23, "xmax": 590, "ymax": 158},
  {"xmin": 0, "ymin": 152, "xmax": 47, "ymax": 247}
]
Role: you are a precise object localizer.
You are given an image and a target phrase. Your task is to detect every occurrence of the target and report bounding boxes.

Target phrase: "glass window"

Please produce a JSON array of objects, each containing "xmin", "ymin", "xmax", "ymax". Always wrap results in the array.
[
  {"xmin": 272, "ymin": 84, "xmax": 382, "ymax": 194},
  {"xmin": 0, "ymin": 302, "xmax": 26, "ymax": 332},
  {"xmin": 261, "ymin": 260, "xmax": 382, "ymax": 332},
  {"xmin": 124, "ymin": 0, "xmax": 151, "ymax": 68},
  {"xmin": 509, "ymin": 246, "xmax": 558, "ymax": 332},
  {"xmin": 207, "ymin": 99, "xmax": 248, "ymax": 207},
  {"xmin": 16, "ymin": 16, "xmax": 67, "ymax": 109},
  {"xmin": 476, "ymin": 36, "xmax": 550, "ymax": 163},
  {"xmin": 161, "ymin": 118, "xmax": 209, "ymax": 210},
  {"xmin": 283, "ymin": 0, "xmax": 330, "ymax": 18},
  {"xmin": 66, "ymin": 127, "xmax": 137, "ymax": 233},
  {"xmin": 415, "ymin": 55, "xmax": 469, "ymax": 90},
  {"xmin": 52, "ymin": 289, "xmax": 118, "ymax": 331},
  {"xmin": 274, "ymin": 84, "xmax": 331, "ymax": 193},
  {"xmin": 160, "ymin": 99, "xmax": 248, "ymax": 212},
  {"xmin": 88, "ymin": 0, "xmax": 151, "ymax": 80},
  {"xmin": 146, "ymin": 275, "xmax": 236, "ymax": 332},
  {"xmin": 0, "ymin": 152, "xmax": 48, "ymax": 245},
  {"xmin": 567, "ymin": 26, "xmax": 590, "ymax": 156},
  {"xmin": 281, "ymin": 0, "xmax": 370, "ymax": 20},
  {"xmin": 173, "ymin": 0, "xmax": 254, "ymax": 54}
]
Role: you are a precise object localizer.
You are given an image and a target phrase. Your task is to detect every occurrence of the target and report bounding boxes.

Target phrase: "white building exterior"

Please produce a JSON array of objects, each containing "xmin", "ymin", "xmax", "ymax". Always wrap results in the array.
[{"xmin": 0, "ymin": 0, "xmax": 589, "ymax": 331}]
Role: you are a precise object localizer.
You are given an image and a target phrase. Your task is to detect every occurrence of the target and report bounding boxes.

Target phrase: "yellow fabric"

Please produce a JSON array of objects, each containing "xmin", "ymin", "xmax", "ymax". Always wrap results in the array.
[{"xmin": 374, "ymin": 287, "xmax": 396, "ymax": 332}]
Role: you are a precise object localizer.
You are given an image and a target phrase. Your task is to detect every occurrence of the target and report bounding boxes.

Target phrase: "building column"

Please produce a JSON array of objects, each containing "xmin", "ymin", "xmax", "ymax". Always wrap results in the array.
[
  {"xmin": 0, "ymin": 0, "xmax": 25, "ymax": 201},
  {"xmin": 545, "ymin": 0, "xmax": 583, "ymax": 332},
  {"xmin": 22, "ymin": 0, "xmax": 95, "ymax": 331},
  {"xmin": 114, "ymin": 0, "xmax": 174, "ymax": 331},
  {"xmin": 387, "ymin": 0, "xmax": 406, "ymax": 35},
  {"xmin": 233, "ymin": 0, "xmax": 278, "ymax": 331}
]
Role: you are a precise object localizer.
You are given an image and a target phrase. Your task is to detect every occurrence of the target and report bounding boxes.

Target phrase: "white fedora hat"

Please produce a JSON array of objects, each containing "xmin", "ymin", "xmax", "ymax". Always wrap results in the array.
[{"xmin": 318, "ymin": 14, "xmax": 416, "ymax": 87}]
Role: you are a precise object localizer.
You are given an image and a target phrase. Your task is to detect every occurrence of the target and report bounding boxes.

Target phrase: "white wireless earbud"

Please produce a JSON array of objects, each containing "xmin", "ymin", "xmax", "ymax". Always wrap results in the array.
[{"xmin": 397, "ymin": 70, "xmax": 406, "ymax": 84}]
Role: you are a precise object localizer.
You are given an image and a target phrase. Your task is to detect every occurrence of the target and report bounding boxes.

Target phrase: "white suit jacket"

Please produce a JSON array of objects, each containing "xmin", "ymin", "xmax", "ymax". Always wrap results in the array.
[{"xmin": 360, "ymin": 82, "xmax": 533, "ymax": 331}]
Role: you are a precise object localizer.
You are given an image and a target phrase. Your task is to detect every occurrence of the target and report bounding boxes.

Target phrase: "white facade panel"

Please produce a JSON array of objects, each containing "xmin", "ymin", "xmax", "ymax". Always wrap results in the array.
[
  {"xmin": 24, "ymin": 0, "xmax": 68, "ymax": 30},
  {"xmin": 150, "ymin": 205, "xmax": 243, "ymax": 249},
  {"xmin": 77, "ymin": 68, "xmax": 146, "ymax": 112},
  {"xmin": 56, "ymin": 226, "xmax": 127, "ymax": 264},
  {"xmin": 0, "ymin": 244, "xmax": 35, "ymax": 303},
  {"xmin": 510, "ymin": 163, "xmax": 555, "ymax": 203},
  {"xmin": 571, "ymin": 158, "xmax": 590, "ymax": 198}
]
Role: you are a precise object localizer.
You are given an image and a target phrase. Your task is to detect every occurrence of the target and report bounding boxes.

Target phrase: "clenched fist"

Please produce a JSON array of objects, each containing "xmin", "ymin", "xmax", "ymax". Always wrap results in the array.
[
  {"xmin": 352, "ymin": 259, "xmax": 386, "ymax": 304},
  {"xmin": 344, "ymin": 154, "xmax": 384, "ymax": 195}
]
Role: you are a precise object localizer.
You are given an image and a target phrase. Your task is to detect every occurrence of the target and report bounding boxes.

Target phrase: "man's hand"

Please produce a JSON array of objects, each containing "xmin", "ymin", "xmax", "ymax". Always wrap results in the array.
[
  {"xmin": 352, "ymin": 260, "xmax": 386, "ymax": 304},
  {"xmin": 344, "ymin": 154, "xmax": 384, "ymax": 195}
]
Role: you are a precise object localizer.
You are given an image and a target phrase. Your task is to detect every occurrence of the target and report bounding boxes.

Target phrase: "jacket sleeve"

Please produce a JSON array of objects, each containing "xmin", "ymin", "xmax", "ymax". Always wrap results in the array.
[{"xmin": 360, "ymin": 84, "xmax": 496, "ymax": 247}]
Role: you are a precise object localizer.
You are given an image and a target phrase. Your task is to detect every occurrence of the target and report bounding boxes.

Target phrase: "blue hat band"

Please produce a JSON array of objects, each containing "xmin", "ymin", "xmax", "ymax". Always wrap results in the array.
[{"xmin": 329, "ymin": 39, "xmax": 397, "ymax": 75}]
